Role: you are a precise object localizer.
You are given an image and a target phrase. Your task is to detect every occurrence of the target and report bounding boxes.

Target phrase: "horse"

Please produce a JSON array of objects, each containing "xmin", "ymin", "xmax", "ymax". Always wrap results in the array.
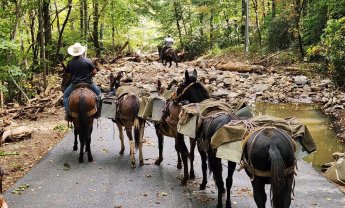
[
  {"xmin": 243, "ymin": 127, "xmax": 296, "ymax": 208},
  {"xmin": 176, "ymin": 69, "xmax": 239, "ymax": 208},
  {"xmin": 157, "ymin": 46, "xmax": 178, "ymax": 68},
  {"xmin": 109, "ymin": 72, "xmax": 145, "ymax": 168},
  {"xmin": 68, "ymin": 86, "xmax": 97, "ymax": 163},
  {"xmin": 60, "ymin": 63, "xmax": 98, "ymax": 163},
  {"xmin": 153, "ymin": 79, "xmax": 197, "ymax": 185}
]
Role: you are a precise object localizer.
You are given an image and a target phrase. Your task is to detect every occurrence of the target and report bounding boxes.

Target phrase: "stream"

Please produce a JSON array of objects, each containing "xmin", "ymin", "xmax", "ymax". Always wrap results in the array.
[{"xmin": 253, "ymin": 102, "xmax": 345, "ymax": 171}]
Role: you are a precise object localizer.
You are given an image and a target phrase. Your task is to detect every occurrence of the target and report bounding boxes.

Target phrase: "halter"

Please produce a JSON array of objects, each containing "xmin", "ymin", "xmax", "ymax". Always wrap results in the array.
[{"xmin": 173, "ymin": 82, "xmax": 198, "ymax": 101}]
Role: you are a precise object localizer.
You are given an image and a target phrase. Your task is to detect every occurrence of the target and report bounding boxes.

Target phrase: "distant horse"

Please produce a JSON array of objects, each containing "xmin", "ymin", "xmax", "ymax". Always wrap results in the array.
[
  {"xmin": 109, "ymin": 72, "xmax": 145, "ymax": 168},
  {"xmin": 243, "ymin": 127, "xmax": 296, "ymax": 208},
  {"xmin": 176, "ymin": 69, "xmax": 238, "ymax": 208},
  {"xmin": 153, "ymin": 79, "xmax": 197, "ymax": 185},
  {"xmin": 158, "ymin": 46, "xmax": 178, "ymax": 68}
]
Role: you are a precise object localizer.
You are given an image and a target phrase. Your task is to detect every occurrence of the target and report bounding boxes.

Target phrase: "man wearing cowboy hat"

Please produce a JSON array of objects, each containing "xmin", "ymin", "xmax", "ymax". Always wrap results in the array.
[{"xmin": 63, "ymin": 42, "xmax": 101, "ymax": 120}]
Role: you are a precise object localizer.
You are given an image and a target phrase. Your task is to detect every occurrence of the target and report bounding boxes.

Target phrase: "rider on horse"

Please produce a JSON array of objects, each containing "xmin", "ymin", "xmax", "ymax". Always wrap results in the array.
[
  {"xmin": 63, "ymin": 42, "xmax": 101, "ymax": 121},
  {"xmin": 160, "ymin": 35, "xmax": 174, "ymax": 60}
]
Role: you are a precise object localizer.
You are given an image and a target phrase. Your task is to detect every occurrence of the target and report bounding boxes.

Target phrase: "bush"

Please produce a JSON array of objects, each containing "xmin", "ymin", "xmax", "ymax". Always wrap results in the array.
[
  {"xmin": 267, "ymin": 15, "xmax": 292, "ymax": 52},
  {"xmin": 183, "ymin": 35, "xmax": 209, "ymax": 60},
  {"xmin": 319, "ymin": 17, "xmax": 345, "ymax": 87}
]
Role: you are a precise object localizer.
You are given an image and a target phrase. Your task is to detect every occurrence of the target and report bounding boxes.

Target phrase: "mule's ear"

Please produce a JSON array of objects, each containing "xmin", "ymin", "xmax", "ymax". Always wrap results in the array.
[
  {"xmin": 109, "ymin": 73, "xmax": 114, "ymax": 80},
  {"xmin": 184, "ymin": 70, "xmax": 190, "ymax": 82},
  {"xmin": 193, "ymin": 69, "xmax": 197, "ymax": 80}
]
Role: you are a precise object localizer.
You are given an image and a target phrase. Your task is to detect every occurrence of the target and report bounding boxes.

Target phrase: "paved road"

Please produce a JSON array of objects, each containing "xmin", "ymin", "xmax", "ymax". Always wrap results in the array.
[{"xmin": 4, "ymin": 118, "xmax": 345, "ymax": 208}]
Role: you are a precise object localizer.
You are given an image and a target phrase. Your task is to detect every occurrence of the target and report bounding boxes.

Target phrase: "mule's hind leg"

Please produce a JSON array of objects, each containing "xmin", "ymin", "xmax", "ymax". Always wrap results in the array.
[
  {"xmin": 116, "ymin": 122, "xmax": 125, "ymax": 155},
  {"xmin": 176, "ymin": 152, "xmax": 182, "ymax": 169},
  {"xmin": 251, "ymin": 177, "xmax": 267, "ymax": 208},
  {"xmin": 176, "ymin": 133, "xmax": 189, "ymax": 185},
  {"xmin": 86, "ymin": 131, "xmax": 93, "ymax": 162},
  {"xmin": 78, "ymin": 137, "xmax": 85, "ymax": 163},
  {"xmin": 225, "ymin": 161, "xmax": 236, "ymax": 208},
  {"xmin": 189, "ymin": 138, "xmax": 196, "ymax": 179},
  {"xmin": 199, "ymin": 145, "xmax": 207, "ymax": 190},
  {"xmin": 137, "ymin": 119, "xmax": 145, "ymax": 166},
  {"xmin": 125, "ymin": 127, "xmax": 136, "ymax": 168},
  {"xmin": 209, "ymin": 153, "xmax": 225, "ymax": 208},
  {"xmin": 73, "ymin": 129, "xmax": 78, "ymax": 151},
  {"xmin": 154, "ymin": 128, "xmax": 164, "ymax": 165}
]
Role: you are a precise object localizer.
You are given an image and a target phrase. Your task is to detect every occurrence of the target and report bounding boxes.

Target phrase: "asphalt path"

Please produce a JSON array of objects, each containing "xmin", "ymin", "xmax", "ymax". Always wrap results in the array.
[{"xmin": 4, "ymin": 118, "xmax": 345, "ymax": 208}]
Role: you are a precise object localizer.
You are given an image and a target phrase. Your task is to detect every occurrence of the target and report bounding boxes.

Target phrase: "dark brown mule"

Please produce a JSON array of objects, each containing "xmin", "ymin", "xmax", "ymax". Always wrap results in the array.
[
  {"xmin": 69, "ymin": 87, "xmax": 97, "ymax": 163},
  {"xmin": 109, "ymin": 72, "xmax": 145, "ymax": 168},
  {"xmin": 0, "ymin": 166, "xmax": 8, "ymax": 208},
  {"xmin": 154, "ymin": 80, "xmax": 197, "ymax": 184},
  {"xmin": 243, "ymin": 127, "xmax": 296, "ymax": 208},
  {"xmin": 158, "ymin": 46, "xmax": 178, "ymax": 68},
  {"xmin": 60, "ymin": 63, "xmax": 87, "ymax": 152}
]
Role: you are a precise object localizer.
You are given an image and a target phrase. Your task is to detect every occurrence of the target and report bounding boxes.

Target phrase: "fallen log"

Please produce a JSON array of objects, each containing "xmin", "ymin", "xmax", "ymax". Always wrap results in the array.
[{"xmin": 1, "ymin": 126, "xmax": 35, "ymax": 144}]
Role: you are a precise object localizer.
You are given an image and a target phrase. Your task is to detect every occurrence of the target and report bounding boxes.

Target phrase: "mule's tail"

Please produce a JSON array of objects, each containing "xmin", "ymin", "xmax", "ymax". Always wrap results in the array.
[
  {"xmin": 133, "ymin": 117, "xmax": 142, "ymax": 149},
  {"xmin": 78, "ymin": 93, "xmax": 89, "ymax": 143},
  {"xmin": 269, "ymin": 141, "xmax": 286, "ymax": 207}
]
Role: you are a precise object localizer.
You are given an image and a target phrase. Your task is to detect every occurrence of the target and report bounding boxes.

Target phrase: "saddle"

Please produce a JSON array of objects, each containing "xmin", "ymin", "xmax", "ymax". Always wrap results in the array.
[{"xmin": 73, "ymin": 82, "xmax": 92, "ymax": 90}]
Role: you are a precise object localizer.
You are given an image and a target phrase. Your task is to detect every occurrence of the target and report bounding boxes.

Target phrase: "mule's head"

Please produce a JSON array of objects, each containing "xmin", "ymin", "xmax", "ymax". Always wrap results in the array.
[
  {"xmin": 109, "ymin": 71, "xmax": 124, "ymax": 91},
  {"xmin": 176, "ymin": 69, "xmax": 209, "ymax": 104}
]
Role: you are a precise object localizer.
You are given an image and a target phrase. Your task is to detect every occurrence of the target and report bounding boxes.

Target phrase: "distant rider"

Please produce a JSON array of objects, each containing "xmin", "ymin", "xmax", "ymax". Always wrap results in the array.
[
  {"xmin": 63, "ymin": 42, "xmax": 101, "ymax": 120},
  {"xmin": 160, "ymin": 35, "xmax": 174, "ymax": 59}
]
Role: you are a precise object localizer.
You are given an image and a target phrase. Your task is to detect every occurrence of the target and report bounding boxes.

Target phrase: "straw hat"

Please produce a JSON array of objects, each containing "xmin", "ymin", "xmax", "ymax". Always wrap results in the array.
[{"xmin": 68, "ymin": 43, "xmax": 86, "ymax": 57}]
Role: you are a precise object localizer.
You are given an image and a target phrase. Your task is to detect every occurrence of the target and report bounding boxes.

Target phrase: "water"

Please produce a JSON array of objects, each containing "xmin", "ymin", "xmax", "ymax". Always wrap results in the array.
[{"xmin": 252, "ymin": 102, "xmax": 345, "ymax": 170}]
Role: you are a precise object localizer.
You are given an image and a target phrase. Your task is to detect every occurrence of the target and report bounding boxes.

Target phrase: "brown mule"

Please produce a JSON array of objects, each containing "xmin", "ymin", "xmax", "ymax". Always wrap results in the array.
[
  {"xmin": 154, "ymin": 79, "xmax": 197, "ymax": 185},
  {"xmin": 69, "ymin": 87, "xmax": 97, "ymax": 163},
  {"xmin": 109, "ymin": 72, "xmax": 145, "ymax": 168}
]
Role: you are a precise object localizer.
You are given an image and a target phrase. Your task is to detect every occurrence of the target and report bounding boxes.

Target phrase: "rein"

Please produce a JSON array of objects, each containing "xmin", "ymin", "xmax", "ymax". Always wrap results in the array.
[{"xmin": 173, "ymin": 82, "xmax": 198, "ymax": 101}]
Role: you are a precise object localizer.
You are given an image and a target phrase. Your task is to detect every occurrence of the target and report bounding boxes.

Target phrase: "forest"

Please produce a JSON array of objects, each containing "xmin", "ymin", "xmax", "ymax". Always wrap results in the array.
[{"xmin": 0, "ymin": 0, "xmax": 345, "ymax": 107}]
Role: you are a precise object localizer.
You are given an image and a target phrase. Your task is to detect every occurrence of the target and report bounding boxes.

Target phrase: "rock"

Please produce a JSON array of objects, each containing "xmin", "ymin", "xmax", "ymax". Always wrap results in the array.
[
  {"xmin": 212, "ymin": 89, "xmax": 229, "ymax": 97},
  {"xmin": 249, "ymin": 84, "xmax": 271, "ymax": 93},
  {"xmin": 223, "ymin": 78, "xmax": 232, "ymax": 86},
  {"xmin": 293, "ymin": 75, "xmax": 308, "ymax": 86}
]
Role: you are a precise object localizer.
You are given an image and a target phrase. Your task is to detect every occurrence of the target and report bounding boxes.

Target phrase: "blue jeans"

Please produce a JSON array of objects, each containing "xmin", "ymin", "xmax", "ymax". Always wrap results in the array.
[{"xmin": 63, "ymin": 83, "xmax": 101, "ymax": 115}]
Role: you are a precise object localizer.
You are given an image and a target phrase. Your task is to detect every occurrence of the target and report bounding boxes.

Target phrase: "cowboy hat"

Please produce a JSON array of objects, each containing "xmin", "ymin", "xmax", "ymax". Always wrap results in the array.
[{"xmin": 68, "ymin": 43, "xmax": 86, "ymax": 57}]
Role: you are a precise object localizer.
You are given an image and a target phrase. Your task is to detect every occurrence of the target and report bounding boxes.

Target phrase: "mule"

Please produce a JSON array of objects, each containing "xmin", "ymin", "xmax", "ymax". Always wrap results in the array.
[
  {"xmin": 153, "ymin": 79, "xmax": 197, "ymax": 185},
  {"xmin": 158, "ymin": 46, "xmax": 178, "ymax": 68},
  {"xmin": 68, "ymin": 86, "xmax": 97, "ymax": 163},
  {"xmin": 0, "ymin": 166, "xmax": 8, "ymax": 208},
  {"xmin": 109, "ymin": 72, "xmax": 145, "ymax": 168},
  {"xmin": 176, "ymin": 69, "xmax": 238, "ymax": 208},
  {"xmin": 243, "ymin": 127, "xmax": 296, "ymax": 208}
]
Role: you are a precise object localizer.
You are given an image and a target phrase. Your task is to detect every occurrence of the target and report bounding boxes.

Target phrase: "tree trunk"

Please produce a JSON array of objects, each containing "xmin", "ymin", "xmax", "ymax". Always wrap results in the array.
[
  {"xmin": 83, "ymin": 0, "xmax": 88, "ymax": 40},
  {"xmin": 80, "ymin": 0, "xmax": 84, "ymax": 39},
  {"xmin": 53, "ymin": 0, "xmax": 72, "ymax": 66},
  {"xmin": 173, "ymin": 2, "xmax": 183, "ymax": 48},
  {"xmin": 93, "ymin": 0, "xmax": 100, "ymax": 57},
  {"xmin": 252, "ymin": 0, "xmax": 262, "ymax": 44},
  {"xmin": 294, "ymin": 0, "xmax": 306, "ymax": 58},
  {"xmin": 38, "ymin": 0, "xmax": 47, "ymax": 88},
  {"xmin": 272, "ymin": 0, "xmax": 276, "ymax": 18},
  {"xmin": 10, "ymin": 0, "xmax": 22, "ymax": 40},
  {"xmin": 43, "ymin": 0, "xmax": 51, "ymax": 73},
  {"xmin": 209, "ymin": 9, "xmax": 214, "ymax": 49}
]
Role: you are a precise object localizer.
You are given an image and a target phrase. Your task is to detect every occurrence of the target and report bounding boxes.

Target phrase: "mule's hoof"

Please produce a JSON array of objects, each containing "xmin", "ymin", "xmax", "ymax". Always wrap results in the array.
[
  {"xmin": 139, "ymin": 160, "xmax": 144, "ymax": 166},
  {"xmin": 88, "ymin": 157, "xmax": 93, "ymax": 162},
  {"xmin": 216, "ymin": 203, "xmax": 223, "ymax": 208},
  {"xmin": 176, "ymin": 163, "xmax": 182, "ymax": 169},
  {"xmin": 73, "ymin": 146, "xmax": 78, "ymax": 151},
  {"xmin": 79, "ymin": 158, "xmax": 84, "ymax": 163},
  {"xmin": 119, "ymin": 149, "xmax": 124, "ymax": 155},
  {"xmin": 226, "ymin": 201, "xmax": 232, "ymax": 208},
  {"xmin": 181, "ymin": 177, "xmax": 188, "ymax": 186},
  {"xmin": 154, "ymin": 158, "xmax": 163, "ymax": 166},
  {"xmin": 131, "ymin": 162, "xmax": 136, "ymax": 168},
  {"xmin": 189, "ymin": 172, "xmax": 195, "ymax": 180},
  {"xmin": 199, "ymin": 183, "xmax": 206, "ymax": 190}
]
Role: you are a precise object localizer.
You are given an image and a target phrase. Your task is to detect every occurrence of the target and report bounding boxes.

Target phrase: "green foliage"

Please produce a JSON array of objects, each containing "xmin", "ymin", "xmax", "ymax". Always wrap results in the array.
[
  {"xmin": 318, "ymin": 18, "xmax": 345, "ymax": 87},
  {"xmin": 267, "ymin": 15, "xmax": 292, "ymax": 52},
  {"xmin": 184, "ymin": 36, "xmax": 209, "ymax": 60}
]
